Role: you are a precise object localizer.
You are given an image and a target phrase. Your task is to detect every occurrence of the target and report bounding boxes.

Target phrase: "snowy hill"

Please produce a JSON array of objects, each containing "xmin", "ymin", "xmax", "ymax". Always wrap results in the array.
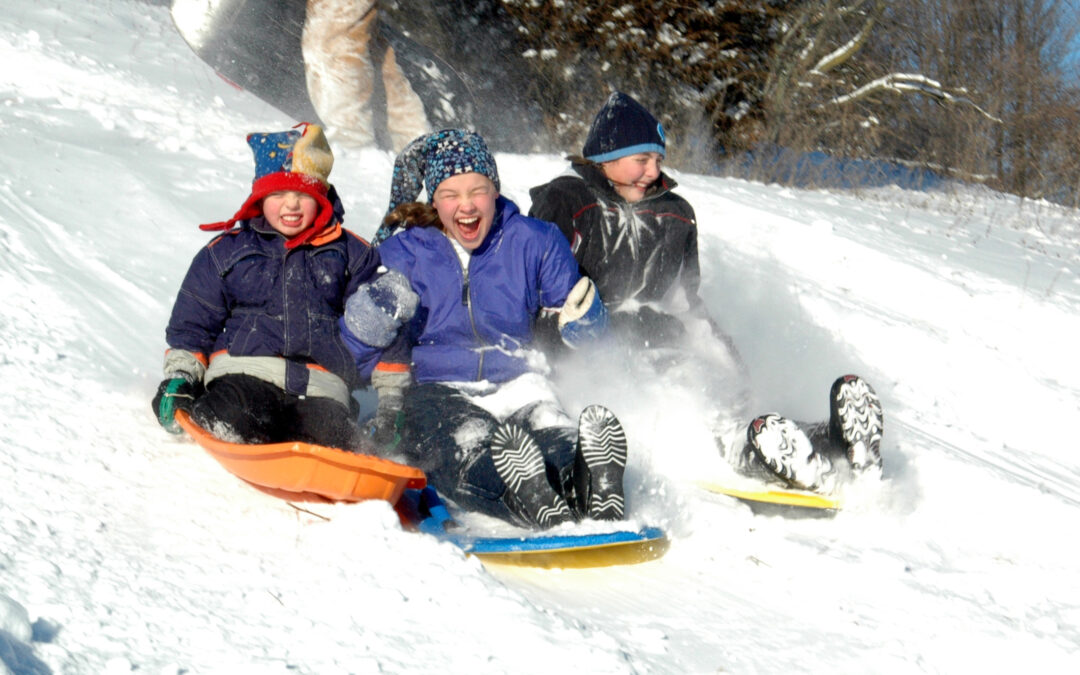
[{"xmin": 2, "ymin": 1, "xmax": 1080, "ymax": 673}]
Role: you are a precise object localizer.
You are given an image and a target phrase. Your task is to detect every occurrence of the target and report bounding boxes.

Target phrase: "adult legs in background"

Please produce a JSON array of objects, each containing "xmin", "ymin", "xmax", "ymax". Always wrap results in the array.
[{"xmin": 302, "ymin": 0, "xmax": 429, "ymax": 150}]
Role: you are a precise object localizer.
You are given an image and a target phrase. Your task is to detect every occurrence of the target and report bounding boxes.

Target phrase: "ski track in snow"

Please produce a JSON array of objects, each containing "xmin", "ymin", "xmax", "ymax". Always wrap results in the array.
[{"xmin": 1, "ymin": 1, "xmax": 1079, "ymax": 673}]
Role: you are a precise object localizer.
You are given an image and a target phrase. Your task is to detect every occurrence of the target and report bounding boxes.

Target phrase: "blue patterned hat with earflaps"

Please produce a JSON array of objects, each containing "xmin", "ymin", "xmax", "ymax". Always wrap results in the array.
[
  {"xmin": 374, "ymin": 129, "xmax": 500, "ymax": 244},
  {"xmin": 200, "ymin": 122, "xmax": 337, "ymax": 249}
]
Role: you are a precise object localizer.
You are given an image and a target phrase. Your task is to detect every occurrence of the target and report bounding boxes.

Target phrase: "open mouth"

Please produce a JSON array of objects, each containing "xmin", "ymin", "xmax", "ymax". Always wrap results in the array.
[{"xmin": 456, "ymin": 216, "xmax": 481, "ymax": 240}]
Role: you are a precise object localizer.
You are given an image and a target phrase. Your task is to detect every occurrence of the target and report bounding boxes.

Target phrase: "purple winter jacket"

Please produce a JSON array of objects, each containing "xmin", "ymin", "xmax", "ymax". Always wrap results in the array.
[{"xmin": 343, "ymin": 197, "xmax": 581, "ymax": 384}]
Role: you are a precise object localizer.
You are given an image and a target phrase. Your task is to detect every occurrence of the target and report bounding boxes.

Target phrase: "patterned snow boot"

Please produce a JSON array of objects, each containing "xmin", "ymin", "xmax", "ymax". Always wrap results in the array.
[
  {"xmin": 490, "ymin": 422, "xmax": 575, "ymax": 529},
  {"xmin": 828, "ymin": 375, "xmax": 884, "ymax": 472},
  {"xmin": 573, "ymin": 405, "xmax": 628, "ymax": 521},
  {"xmin": 746, "ymin": 414, "xmax": 837, "ymax": 492}
]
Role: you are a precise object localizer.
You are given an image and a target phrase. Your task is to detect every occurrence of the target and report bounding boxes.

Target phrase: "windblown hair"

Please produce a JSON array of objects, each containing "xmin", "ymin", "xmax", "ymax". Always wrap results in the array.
[
  {"xmin": 567, "ymin": 154, "xmax": 597, "ymax": 168},
  {"xmin": 383, "ymin": 201, "xmax": 441, "ymax": 230}
]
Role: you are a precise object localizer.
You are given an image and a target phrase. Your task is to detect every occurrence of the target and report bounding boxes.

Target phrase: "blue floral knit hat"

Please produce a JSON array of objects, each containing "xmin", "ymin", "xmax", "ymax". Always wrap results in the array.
[
  {"xmin": 375, "ymin": 129, "xmax": 500, "ymax": 244},
  {"xmin": 583, "ymin": 92, "xmax": 666, "ymax": 163}
]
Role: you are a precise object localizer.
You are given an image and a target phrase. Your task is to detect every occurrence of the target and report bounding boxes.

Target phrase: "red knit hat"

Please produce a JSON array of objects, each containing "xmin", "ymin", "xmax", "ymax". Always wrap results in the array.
[{"xmin": 201, "ymin": 123, "xmax": 336, "ymax": 249}]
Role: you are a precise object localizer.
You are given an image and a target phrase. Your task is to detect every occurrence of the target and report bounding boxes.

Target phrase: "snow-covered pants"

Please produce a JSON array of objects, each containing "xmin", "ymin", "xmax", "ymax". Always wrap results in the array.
[
  {"xmin": 399, "ymin": 382, "xmax": 578, "ymax": 522},
  {"xmin": 192, "ymin": 374, "xmax": 358, "ymax": 449}
]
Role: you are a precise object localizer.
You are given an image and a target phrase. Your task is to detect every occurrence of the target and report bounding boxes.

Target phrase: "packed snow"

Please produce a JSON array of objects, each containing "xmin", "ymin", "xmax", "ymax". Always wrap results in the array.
[{"xmin": 2, "ymin": 1, "xmax": 1079, "ymax": 673}]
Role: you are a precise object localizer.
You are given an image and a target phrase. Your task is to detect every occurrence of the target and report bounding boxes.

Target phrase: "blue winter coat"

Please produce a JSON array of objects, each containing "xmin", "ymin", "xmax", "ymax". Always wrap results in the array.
[
  {"xmin": 165, "ymin": 212, "xmax": 381, "ymax": 395},
  {"xmin": 364, "ymin": 197, "xmax": 580, "ymax": 384}
]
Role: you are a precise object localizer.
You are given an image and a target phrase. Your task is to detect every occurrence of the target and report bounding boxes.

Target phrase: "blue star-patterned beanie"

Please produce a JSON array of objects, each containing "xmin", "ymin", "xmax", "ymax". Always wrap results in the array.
[
  {"xmin": 582, "ymin": 92, "xmax": 666, "ymax": 163},
  {"xmin": 200, "ymin": 122, "xmax": 336, "ymax": 248}
]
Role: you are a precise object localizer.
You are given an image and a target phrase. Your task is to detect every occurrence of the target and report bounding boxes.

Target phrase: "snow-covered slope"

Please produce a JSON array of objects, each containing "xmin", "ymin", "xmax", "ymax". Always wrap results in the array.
[{"xmin": 2, "ymin": 2, "xmax": 1079, "ymax": 673}]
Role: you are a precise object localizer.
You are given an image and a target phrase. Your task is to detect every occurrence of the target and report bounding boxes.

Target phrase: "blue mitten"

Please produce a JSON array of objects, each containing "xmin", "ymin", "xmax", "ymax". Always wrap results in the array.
[
  {"xmin": 343, "ymin": 269, "xmax": 419, "ymax": 347},
  {"xmin": 558, "ymin": 277, "xmax": 609, "ymax": 348}
]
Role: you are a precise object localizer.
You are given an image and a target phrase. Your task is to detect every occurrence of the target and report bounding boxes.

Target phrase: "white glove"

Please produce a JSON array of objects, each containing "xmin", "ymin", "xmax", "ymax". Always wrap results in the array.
[{"xmin": 557, "ymin": 277, "xmax": 609, "ymax": 348}]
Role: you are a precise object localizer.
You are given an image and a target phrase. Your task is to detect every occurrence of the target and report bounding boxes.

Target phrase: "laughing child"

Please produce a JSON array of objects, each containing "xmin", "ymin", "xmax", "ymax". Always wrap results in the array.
[{"xmin": 152, "ymin": 123, "xmax": 387, "ymax": 449}]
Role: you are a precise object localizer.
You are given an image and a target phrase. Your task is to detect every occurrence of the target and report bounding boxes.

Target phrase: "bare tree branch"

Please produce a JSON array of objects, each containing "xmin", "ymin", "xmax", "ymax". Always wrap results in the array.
[
  {"xmin": 826, "ymin": 73, "xmax": 1004, "ymax": 123},
  {"xmin": 809, "ymin": 0, "xmax": 884, "ymax": 75}
]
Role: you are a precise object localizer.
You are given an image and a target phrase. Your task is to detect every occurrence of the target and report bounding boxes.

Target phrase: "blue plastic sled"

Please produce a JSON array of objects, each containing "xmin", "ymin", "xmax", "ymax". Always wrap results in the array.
[{"xmin": 397, "ymin": 487, "xmax": 669, "ymax": 569}]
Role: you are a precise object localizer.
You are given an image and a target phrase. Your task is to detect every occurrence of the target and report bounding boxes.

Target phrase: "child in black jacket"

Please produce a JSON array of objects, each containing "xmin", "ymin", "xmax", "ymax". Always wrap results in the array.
[
  {"xmin": 529, "ymin": 92, "xmax": 704, "ymax": 349},
  {"xmin": 529, "ymin": 93, "xmax": 884, "ymax": 493}
]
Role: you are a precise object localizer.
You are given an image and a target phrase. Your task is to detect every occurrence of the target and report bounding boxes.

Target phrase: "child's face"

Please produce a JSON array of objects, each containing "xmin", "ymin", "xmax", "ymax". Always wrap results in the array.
[
  {"xmin": 432, "ymin": 172, "xmax": 498, "ymax": 251},
  {"xmin": 262, "ymin": 190, "xmax": 319, "ymax": 236},
  {"xmin": 601, "ymin": 152, "xmax": 663, "ymax": 203}
]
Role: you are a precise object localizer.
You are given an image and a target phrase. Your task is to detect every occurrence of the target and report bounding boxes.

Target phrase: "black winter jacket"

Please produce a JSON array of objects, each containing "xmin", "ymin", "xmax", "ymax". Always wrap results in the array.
[{"xmin": 528, "ymin": 162, "xmax": 702, "ymax": 314}]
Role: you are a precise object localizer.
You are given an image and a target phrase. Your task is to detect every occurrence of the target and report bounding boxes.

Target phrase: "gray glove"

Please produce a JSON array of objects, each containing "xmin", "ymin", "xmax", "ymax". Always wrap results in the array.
[
  {"xmin": 366, "ymin": 368, "xmax": 411, "ymax": 450},
  {"xmin": 343, "ymin": 269, "xmax": 419, "ymax": 347}
]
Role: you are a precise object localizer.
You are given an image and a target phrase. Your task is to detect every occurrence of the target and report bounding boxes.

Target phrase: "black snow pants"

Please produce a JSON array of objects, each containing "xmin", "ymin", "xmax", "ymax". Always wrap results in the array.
[
  {"xmin": 192, "ymin": 374, "xmax": 359, "ymax": 449},
  {"xmin": 398, "ymin": 382, "xmax": 577, "ymax": 523}
]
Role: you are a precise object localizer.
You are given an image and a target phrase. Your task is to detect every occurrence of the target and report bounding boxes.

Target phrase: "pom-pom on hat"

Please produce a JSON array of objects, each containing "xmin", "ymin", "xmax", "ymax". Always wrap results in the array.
[
  {"xmin": 582, "ymin": 92, "xmax": 666, "ymax": 163},
  {"xmin": 201, "ymin": 122, "xmax": 336, "ymax": 249}
]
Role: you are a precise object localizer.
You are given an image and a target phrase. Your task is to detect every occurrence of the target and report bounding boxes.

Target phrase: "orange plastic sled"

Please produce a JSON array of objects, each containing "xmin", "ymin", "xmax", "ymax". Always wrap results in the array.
[{"xmin": 174, "ymin": 410, "xmax": 426, "ymax": 504}]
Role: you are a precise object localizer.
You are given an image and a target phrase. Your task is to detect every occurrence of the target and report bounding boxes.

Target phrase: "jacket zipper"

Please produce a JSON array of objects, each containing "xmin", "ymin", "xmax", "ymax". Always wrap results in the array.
[
  {"xmin": 455, "ymin": 247, "xmax": 485, "ymax": 381},
  {"xmin": 281, "ymin": 247, "xmax": 292, "ymax": 354}
]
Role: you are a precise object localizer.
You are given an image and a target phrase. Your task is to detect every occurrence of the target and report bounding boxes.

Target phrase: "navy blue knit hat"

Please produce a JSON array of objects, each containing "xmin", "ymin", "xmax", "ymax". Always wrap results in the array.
[{"xmin": 582, "ymin": 92, "xmax": 666, "ymax": 163}]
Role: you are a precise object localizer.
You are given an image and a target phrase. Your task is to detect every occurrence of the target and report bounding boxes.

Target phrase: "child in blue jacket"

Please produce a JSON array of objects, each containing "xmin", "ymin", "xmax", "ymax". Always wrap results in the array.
[
  {"xmin": 341, "ymin": 129, "xmax": 625, "ymax": 529},
  {"xmin": 152, "ymin": 123, "xmax": 385, "ymax": 450}
]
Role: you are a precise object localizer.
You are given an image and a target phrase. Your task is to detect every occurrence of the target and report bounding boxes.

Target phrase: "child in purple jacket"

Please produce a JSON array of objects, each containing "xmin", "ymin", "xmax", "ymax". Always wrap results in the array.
[{"xmin": 341, "ymin": 129, "xmax": 626, "ymax": 529}]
